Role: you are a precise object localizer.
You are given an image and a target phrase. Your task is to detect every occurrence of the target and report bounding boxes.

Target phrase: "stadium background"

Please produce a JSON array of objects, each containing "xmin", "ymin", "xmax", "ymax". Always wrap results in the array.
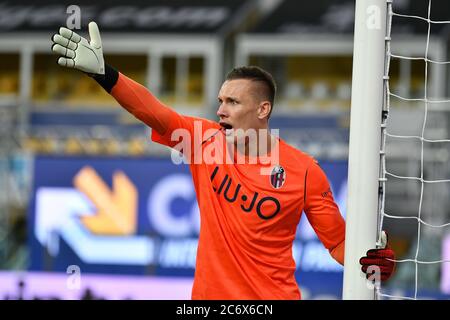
[{"xmin": 0, "ymin": 0, "xmax": 450, "ymax": 299}]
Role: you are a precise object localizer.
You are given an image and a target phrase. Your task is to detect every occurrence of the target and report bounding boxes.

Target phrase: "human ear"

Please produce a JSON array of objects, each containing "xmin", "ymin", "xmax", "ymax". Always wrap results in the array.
[{"xmin": 258, "ymin": 101, "xmax": 271, "ymax": 120}]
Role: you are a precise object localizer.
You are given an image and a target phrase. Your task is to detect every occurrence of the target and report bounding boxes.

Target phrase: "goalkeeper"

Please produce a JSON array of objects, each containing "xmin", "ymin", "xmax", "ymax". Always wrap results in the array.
[{"xmin": 51, "ymin": 22, "xmax": 395, "ymax": 299}]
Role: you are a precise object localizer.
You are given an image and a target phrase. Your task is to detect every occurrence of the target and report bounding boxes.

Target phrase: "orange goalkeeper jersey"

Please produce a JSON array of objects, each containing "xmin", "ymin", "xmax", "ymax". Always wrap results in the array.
[{"xmin": 110, "ymin": 72, "xmax": 346, "ymax": 300}]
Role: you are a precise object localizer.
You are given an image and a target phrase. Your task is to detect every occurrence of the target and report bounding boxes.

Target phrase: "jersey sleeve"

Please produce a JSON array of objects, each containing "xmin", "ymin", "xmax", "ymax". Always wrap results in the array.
[
  {"xmin": 304, "ymin": 159, "xmax": 346, "ymax": 263},
  {"xmin": 94, "ymin": 63, "xmax": 188, "ymax": 138},
  {"xmin": 110, "ymin": 72, "xmax": 178, "ymax": 137},
  {"xmin": 107, "ymin": 70, "xmax": 220, "ymax": 155}
]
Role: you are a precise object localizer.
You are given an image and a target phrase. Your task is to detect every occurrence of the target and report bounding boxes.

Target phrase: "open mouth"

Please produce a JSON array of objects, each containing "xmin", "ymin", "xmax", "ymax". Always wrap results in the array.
[
  {"xmin": 220, "ymin": 122, "xmax": 233, "ymax": 130},
  {"xmin": 219, "ymin": 122, "xmax": 233, "ymax": 136}
]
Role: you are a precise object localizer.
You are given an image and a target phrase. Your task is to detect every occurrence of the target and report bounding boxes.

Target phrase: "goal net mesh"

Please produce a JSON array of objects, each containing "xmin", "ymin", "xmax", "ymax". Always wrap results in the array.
[{"xmin": 379, "ymin": 0, "xmax": 450, "ymax": 299}]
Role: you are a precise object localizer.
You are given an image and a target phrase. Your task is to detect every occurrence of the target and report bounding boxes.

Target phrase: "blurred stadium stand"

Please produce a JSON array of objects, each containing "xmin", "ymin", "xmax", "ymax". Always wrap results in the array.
[{"xmin": 1, "ymin": 0, "xmax": 450, "ymax": 299}]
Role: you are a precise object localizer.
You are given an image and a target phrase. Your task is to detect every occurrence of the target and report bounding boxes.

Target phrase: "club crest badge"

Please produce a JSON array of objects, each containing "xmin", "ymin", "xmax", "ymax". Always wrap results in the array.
[{"xmin": 270, "ymin": 165, "xmax": 286, "ymax": 189}]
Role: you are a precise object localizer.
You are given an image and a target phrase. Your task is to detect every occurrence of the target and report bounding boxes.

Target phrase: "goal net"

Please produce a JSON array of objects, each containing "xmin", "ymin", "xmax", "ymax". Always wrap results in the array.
[
  {"xmin": 378, "ymin": 0, "xmax": 450, "ymax": 300},
  {"xmin": 343, "ymin": 0, "xmax": 450, "ymax": 300}
]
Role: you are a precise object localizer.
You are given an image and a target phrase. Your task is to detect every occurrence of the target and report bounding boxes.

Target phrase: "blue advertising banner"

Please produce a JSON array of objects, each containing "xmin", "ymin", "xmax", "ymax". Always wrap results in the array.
[{"xmin": 28, "ymin": 155, "xmax": 348, "ymax": 298}]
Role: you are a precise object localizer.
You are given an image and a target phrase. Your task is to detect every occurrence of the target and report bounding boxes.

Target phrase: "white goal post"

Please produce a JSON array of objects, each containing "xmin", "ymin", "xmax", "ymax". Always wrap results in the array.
[{"xmin": 343, "ymin": 0, "xmax": 388, "ymax": 300}]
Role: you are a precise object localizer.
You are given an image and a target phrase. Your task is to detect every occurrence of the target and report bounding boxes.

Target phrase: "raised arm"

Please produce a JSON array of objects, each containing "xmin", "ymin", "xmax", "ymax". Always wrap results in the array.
[
  {"xmin": 51, "ymin": 21, "xmax": 174, "ymax": 136},
  {"xmin": 92, "ymin": 65, "xmax": 175, "ymax": 136}
]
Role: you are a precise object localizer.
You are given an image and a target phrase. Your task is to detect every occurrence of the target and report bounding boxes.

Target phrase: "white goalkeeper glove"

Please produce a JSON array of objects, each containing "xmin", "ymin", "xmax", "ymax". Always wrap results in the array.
[{"xmin": 51, "ymin": 21, "xmax": 105, "ymax": 75}]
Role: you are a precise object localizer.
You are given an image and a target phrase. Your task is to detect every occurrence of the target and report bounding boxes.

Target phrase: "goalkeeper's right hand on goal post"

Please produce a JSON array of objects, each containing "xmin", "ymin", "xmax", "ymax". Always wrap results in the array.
[{"xmin": 51, "ymin": 21, "xmax": 105, "ymax": 75}]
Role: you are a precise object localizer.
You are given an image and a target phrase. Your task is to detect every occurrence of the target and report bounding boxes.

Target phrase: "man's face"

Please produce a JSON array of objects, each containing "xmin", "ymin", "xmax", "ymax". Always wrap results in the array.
[{"xmin": 217, "ymin": 79, "xmax": 266, "ymax": 143}]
